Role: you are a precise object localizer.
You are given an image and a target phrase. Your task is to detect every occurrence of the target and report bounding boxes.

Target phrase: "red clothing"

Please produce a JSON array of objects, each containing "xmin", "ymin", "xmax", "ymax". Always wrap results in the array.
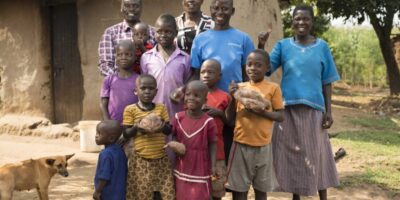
[
  {"xmin": 172, "ymin": 112, "xmax": 217, "ymax": 200},
  {"xmin": 133, "ymin": 42, "xmax": 153, "ymax": 74},
  {"xmin": 206, "ymin": 89, "xmax": 230, "ymax": 160}
]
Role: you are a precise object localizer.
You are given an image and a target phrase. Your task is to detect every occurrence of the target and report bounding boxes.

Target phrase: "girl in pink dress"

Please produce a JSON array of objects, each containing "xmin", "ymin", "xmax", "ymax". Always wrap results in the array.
[{"xmin": 170, "ymin": 80, "xmax": 217, "ymax": 200}]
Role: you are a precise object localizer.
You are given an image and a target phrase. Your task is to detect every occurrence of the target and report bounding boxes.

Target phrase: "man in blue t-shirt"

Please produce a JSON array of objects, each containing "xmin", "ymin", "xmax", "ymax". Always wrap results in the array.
[
  {"xmin": 190, "ymin": 1, "xmax": 255, "ymax": 199},
  {"xmin": 191, "ymin": 0, "xmax": 255, "ymax": 92}
]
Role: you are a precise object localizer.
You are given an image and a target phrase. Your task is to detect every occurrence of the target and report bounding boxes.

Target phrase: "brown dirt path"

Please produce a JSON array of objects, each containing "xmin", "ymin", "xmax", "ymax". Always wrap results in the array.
[{"xmin": 0, "ymin": 105, "xmax": 397, "ymax": 199}]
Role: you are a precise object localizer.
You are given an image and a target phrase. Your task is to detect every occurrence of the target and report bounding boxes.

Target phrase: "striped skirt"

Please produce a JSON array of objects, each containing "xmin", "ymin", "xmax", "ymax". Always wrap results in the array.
[{"xmin": 272, "ymin": 105, "xmax": 339, "ymax": 196}]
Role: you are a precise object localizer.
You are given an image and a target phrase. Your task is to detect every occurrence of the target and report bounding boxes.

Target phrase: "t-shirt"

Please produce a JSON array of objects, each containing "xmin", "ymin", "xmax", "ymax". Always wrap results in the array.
[
  {"xmin": 191, "ymin": 28, "xmax": 255, "ymax": 92},
  {"xmin": 100, "ymin": 73, "xmax": 139, "ymax": 124},
  {"xmin": 141, "ymin": 46, "xmax": 192, "ymax": 119},
  {"xmin": 94, "ymin": 144, "xmax": 127, "ymax": 200},
  {"xmin": 206, "ymin": 89, "xmax": 230, "ymax": 160},
  {"xmin": 122, "ymin": 103, "xmax": 169, "ymax": 159},
  {"xmin": 269, "ymin": 38, "xmax": 340, "ymax": 112},
  {"xmin": 234, "ymin": 80, "xmax": 284, "ymax": 146}
]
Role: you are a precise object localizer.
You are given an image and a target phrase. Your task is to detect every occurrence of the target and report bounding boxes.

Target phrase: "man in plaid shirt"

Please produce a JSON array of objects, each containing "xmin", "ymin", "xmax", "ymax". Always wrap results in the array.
[{"xmin": 98, "ymin": 0, "xmax": 155, "ymax": 76}]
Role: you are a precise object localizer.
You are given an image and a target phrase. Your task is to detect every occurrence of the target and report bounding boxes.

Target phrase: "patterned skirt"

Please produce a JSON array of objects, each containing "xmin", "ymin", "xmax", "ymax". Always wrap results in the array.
[
  {"xmin": 272, "ymin": 104, "xmax": 339, "ymax": 196},
  {"xmin": 126, "ymin": 152, "xmax": 175, "ymax": 200}
]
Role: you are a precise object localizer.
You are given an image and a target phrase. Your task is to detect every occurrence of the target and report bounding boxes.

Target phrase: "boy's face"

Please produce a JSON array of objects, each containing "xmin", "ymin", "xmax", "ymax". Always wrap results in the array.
[
  {"xmin": 184, "ymin": 85, "xmax": 207, "ymax": 110},
  {"xmin": 200, "ymin": 61, "xmax": 221, "ymax": 89},
  {"xmin": 246, "ymin": 52, "xmax": 269, "ymax": 83},
  {"xmin": 116, "ymin": 46, "xmax": 136, "ymax": 69},
  {"xmin": 182, "ymin": 0, "xmax": 203, "ymax": 14},
  {"xmin": 210, "ymin": 0, "xmax": 234, "ymax": 29},
  {"xmin": 136, "ymin": 77, "xmax": 157, "ymax": 104},
  {"xmin": 95, "ymin": 125, "xmax": 112, "ymax": 145},
  {"xmin": 133, "ymin": 25, "xmax": 149, "ymax": 43},
  {"xmin": 155, "ymin": 21, "xmax": 177, "ymax": 48},
  {"xmin": 122, "ymin": 0, "xmax": 142, "ymax": 23}
]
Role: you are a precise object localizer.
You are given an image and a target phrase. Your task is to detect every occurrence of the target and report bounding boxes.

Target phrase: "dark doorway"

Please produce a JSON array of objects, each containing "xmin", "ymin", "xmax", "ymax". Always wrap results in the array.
[{"xmin": 50, "ymin": 2, "xmax": 83, "ymax": 124}]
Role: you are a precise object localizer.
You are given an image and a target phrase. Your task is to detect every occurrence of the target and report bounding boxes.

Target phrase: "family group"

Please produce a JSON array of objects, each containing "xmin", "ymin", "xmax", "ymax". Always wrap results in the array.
[{"xmin": 93, "ymin": 0, "xmax": 340, "ymax": 200}]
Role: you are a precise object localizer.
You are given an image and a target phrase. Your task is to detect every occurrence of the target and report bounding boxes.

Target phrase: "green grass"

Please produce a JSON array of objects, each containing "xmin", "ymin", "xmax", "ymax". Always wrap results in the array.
[
  {"xmin": 331, "ymin": 115, "xmax": 400, "ymax": 193},
  {"xmin": 349, "ymin": 116, "xmax": 400, "ymax": 131}
]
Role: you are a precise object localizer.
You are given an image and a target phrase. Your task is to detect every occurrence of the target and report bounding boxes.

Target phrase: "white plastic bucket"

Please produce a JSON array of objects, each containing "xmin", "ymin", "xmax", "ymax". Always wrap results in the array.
[{"xmin": 78, "ymin": 120, "xmax": 102, "ymax": 152}]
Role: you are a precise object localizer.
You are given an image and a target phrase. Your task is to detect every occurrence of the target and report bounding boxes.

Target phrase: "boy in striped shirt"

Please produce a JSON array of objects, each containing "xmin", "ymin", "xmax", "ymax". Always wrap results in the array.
[{"xmin": 122, "ymin": 74, "xmax": 175, "ymax": 200}]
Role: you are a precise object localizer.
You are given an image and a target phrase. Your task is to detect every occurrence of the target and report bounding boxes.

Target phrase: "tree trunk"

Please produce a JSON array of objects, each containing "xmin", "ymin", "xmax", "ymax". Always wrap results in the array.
[
  {"xmin": 367, "ymin": 8, "xmax": 400, "ymax": 95},
  {"xmin": 377, "ymin": 35, "xmax": 400, "ymax": 95}
]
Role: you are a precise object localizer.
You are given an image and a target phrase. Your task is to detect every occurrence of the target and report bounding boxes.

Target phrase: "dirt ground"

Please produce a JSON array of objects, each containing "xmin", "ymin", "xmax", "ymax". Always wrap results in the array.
[{"xmin": 0, "ymin": 104, "xmax": 397, "ymax": 200}]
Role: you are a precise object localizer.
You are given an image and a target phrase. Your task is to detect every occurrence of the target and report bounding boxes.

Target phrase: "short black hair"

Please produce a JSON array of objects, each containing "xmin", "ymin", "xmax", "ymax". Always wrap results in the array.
[
  {"xmin": 156, "ymin": 14, "xmax": 177, "ymax": 31},
  {"xmin": 121, "ymin": 0, "xmax": 142, "ymax": 11},
  {"xmin": 292, "ymin": 4, "xmax": 314, "ymax": 19},
  {"xmin": 97, "ymin": 120, "xmax": 122, "ymax": 142},
  {"xmin": 211, "ymin": 0, "xmax": 233, "ymax": 6},
  {"xmin": 201, "ymin": 59, "xmax": 221, "ymax": 72},
  {"xmin": 251, "ymin": 49, "xmax": 270, "ymax": 64},
  {"xmin": 186, "ymin": 80, "xmax": 208, "ymax": 96},
  {"xmin": 114, "ymin": 39, "xmax": 135, "ymax": 52},
  {"xmin": 133, "ymin": 22, "xmax": 149, "ymax": 31},
  {"xmin": 136, "ymin": 74, "xmax": 157, "ymax": 86}
]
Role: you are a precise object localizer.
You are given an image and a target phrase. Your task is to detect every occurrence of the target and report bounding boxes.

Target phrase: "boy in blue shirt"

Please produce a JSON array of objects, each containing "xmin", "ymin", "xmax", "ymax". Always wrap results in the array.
[{"xmin": 93, "ymin": 120, "xmax": 127, "ymax": 200}]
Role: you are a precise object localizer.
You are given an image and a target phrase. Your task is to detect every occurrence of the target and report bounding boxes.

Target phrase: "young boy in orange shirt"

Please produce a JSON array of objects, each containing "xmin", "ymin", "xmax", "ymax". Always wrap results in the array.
[{"xmin": 226, "ymin": 49, "xmax": 284, "ymax": 200}]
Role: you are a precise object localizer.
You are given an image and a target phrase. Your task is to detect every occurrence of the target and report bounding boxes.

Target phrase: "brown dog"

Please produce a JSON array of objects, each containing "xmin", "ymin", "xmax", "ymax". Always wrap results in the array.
[{"xmin": 0, "ymin": 154, "xmax": 74, "ymax": 200}]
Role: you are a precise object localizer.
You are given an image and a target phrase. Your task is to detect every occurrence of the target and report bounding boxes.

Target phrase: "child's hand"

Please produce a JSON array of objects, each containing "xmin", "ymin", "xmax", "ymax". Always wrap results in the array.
[
  {"xmin": 211, "ymin": 165, "xmax": 216, "ymax": 180},
  {"xmin": 170, "ymin": 86, "xmax": 185, "ymax": 104},
  {"xmin": 164, "ymin": 141, "xmax": 186, "ymax": 155},
  {"xmin": 245, "ymin": 105, "xmax": 266, "ymax": 115},
  {"xmin": 228, "ymin": 80, "xmax": 239, "ymax": 97},
  {"xmin": 258, "ymin": 31, "xmax": 271, "ymax": 46},
  {"xmin": 93, "ymin": 191, "xmax": 101, "ymax": 200},
  {"xmin": 203, "ymin": 105, "xmax": 223, "ymax": 118},
  {"xmin": 322, "ymin": 111, "xmax": 333, "ymax": 129}
]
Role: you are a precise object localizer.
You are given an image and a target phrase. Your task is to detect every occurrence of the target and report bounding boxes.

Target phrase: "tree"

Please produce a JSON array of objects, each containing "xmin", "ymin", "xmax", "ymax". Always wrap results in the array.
[{"xmin": 317, "ymin": 0, "xmax": 400, "ymax": 95}]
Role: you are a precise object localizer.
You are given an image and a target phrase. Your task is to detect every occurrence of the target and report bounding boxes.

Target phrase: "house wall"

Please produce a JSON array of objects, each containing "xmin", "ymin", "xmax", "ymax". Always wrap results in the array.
[
  {"xmin": 78, "ymin": 0, "xmax": 283, "ymax": 120},
  {"xmin": 0, "ymin": 0, "xmax": 283, "ymax": 122},
  {"xmin": 0, "ymin": 0, "xmax": 53, "ymax": 118}
]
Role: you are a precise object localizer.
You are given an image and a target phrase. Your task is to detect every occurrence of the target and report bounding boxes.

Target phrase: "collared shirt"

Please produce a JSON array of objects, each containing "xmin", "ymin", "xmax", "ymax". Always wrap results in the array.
[
  {"xmin": 94, "ymin": 144, "xmax": 127, "ymax": 200},
  {"xmin": 140, "ymin": 46, "xmax": 192, "ymax": 119},
  {"xmin": 98, "ymin": 20, "xmax": 155, "ymax": 76},
  {"xmin": 175, "ymin": 12, "xmax": 214, "ymax": 53},
  {"xmin": 269, "ymin": 38, "xmax": 340, "ymax": 112}
]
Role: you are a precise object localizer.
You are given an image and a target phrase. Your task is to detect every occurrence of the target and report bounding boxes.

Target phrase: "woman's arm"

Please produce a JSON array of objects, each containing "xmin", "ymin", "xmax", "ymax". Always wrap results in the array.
[{"xmin": 322, "ymin": 83, "xmax": 333, "ymax": 129}]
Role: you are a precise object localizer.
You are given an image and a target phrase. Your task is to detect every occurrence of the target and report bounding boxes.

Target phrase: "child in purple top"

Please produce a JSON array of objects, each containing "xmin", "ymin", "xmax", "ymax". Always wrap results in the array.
[{"xmin": 100, "ymin": 40, "xmax": 139, "ymax": 124}]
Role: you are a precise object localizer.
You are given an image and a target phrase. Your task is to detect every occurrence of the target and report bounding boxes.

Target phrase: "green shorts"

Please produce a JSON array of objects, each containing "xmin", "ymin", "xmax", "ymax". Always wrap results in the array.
[{"xmin": 225, "ymin": 142, "xmax": 278, "ymax": 192}]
